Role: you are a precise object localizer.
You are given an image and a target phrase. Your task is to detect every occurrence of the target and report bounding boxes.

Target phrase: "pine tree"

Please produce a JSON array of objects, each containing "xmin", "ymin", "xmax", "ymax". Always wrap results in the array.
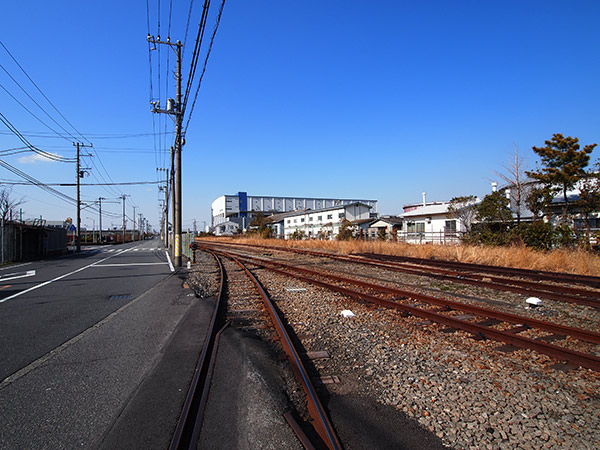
[{"xmin": 526, "ymin": 134, "xmax": 596, "ymax": 218}]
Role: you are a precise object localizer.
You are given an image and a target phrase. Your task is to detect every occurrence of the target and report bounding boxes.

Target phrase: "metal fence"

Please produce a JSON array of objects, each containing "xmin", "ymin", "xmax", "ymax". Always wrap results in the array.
[
  {"xmin": 1, "ymin": 221, "xmax": 67, "ymax": 263},
  {"xmin": 393, "ymin": 231, "xmax": 466, "ymax": 245}
]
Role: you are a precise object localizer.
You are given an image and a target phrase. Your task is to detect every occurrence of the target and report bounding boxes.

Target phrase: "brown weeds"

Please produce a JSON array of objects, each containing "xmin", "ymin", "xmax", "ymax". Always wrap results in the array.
[{"xmin": 199, "ymin": 237, "xmax": 600, "ymax": 276}]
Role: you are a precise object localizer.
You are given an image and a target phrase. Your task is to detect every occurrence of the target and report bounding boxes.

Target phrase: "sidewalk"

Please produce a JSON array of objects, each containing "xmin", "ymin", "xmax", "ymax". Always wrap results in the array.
[{"xmin": 0, "ymin": 271, "xmax": 213, "ymax": 449}]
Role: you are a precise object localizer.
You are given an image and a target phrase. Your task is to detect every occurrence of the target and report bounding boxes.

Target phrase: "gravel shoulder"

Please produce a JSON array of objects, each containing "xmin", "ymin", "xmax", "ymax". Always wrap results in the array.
[{"xmin": 190, "ymin": 247, "xmax": 600, "ymax": 450}]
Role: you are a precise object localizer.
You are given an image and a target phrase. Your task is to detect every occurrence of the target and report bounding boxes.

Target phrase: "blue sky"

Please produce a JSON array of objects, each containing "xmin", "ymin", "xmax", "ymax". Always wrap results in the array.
[{"xmin": 1, "ymin": 1, "xmax": 599, "ymax": 231}]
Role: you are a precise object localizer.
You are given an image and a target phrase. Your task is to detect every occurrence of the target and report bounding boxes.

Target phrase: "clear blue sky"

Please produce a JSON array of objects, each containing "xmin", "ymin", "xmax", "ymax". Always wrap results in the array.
[{"xmin": 1, "ymin": 1, "xmax": 599, "ymax": 231}]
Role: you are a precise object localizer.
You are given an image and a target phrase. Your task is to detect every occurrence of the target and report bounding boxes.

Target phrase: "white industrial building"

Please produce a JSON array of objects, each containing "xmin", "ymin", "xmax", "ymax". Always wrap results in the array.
[
  {"xmin": 279, "ymin": 202, "xmax": 373, "ymax": 239},
  {"xmin": 211, "ymin": 191, "xmax": 377, "ymax": 235}
]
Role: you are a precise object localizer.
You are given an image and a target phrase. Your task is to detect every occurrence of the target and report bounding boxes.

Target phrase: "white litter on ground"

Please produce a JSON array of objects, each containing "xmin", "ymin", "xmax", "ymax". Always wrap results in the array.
[
  {"xmin": 340, "ymin": 310, "xmax": 355, "ymax": 318},
  {"xmin": 526, "ymin": 297, "xmax": 542, "ymax": 307}
]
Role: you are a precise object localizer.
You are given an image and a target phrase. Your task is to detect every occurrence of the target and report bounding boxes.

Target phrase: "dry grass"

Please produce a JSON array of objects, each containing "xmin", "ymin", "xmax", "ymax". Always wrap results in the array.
[{"xmin": 199, "ymin": 236, "xmax": 600, "ymax": 277}]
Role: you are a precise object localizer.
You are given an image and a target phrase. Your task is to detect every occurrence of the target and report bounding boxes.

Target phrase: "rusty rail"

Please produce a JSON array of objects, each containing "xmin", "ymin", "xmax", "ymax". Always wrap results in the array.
[
  {"xmin": 231, "ymin": 257, "xmax": 343, "ymax": 450},
  {"xmin": 205, "ymin": 246, "xmax": 600, "ymax": 372},
  {"xmin": 198, "ymin": 241, "xmax": 600, "ymax": 308}
]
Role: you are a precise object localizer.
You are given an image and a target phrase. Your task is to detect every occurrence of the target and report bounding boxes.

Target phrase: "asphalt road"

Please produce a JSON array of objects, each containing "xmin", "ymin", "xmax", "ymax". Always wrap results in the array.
[
  {"xmin": 0, "ymin": 239, "xmax": 174, "ymax": 381},
  {"xmin": 0, "ymin": 239, "xmax": 205, "ymax": 449}
]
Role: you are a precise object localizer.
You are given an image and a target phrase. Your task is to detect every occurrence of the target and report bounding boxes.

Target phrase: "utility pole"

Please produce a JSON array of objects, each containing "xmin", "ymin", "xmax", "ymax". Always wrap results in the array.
[
  {"xmin": 170, "ymin": 146, "xmax": 175, "ymax": 253},
  {"xmin": 157, "ymin": 168, "xmax": 169, "ymax": 247},
  {"xmin": 121, "ymin": 194, "xmax": 128, "ymax": 244},
  {"xmin": 74, "ymin": 142, "xmax": 92, "ymax": 253},
  {"xmin": 132, "ymin": 206, "xmax": 137, "ymax": 241},
  {"xmin": 148, "ymin": 35, "xmax": 183, "ymax": 266},
  {"xmin": 98, "ymin": 197, "xmax": 105, "ymax": 244},
  {"xmin": 139, "ymin": 213, "xmax": 143, "ymax": 241},
  {"xmin": 174, "ymin": 39, "xmax": 183, "ymax": 267}
]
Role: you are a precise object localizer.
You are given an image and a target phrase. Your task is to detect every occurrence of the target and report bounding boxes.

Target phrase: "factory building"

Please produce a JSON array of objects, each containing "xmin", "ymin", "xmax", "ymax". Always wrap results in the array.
[{"xmin": 211, "ymin": 191, "xmax": 377, "ymax": 235}]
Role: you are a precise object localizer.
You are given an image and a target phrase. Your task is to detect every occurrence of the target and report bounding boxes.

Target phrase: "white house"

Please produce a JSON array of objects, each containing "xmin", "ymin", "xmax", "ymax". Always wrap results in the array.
[{"xmin": 282, "ymin": 202, "xmax": 373, "ymax": 239}]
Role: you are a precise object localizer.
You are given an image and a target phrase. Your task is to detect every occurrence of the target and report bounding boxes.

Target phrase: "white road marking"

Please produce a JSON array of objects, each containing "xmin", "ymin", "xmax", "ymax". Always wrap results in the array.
[
  {"xmin": 0, "ymin": 270, "xmax": 36, "ymax": 282},
  {"xmin": 93, "ymin": 263, "xmax": 168, "ymax": 267},
  {"xmin": 165, "ymin": 251, "xmax": 175, "ymax": 272},
  {"xmin": 0, "ymin": 249, "xmax": 130, "ymax": 304},
  {"xmin": 0, "ymin": 262, "xmax": 32, "ymax": 271}
]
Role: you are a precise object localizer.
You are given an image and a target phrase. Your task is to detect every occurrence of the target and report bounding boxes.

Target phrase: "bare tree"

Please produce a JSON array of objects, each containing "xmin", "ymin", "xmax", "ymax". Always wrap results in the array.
[
  {"xmin": 0, "ymin": 187, "xmax": 24, "ymax": 222},
  {"xmin": 448, "ymin": 195, "xmax": 478, "ymax": 232},
  {"xmin": 495, "ymin": 143, "xmax": 528, "ymax": 224}
]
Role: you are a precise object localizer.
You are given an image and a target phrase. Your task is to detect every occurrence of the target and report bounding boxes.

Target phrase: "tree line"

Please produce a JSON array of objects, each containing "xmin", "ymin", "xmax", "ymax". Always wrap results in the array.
[{"xmin": 450, "ymin": 133, "xmax": 598, "ymax": 250}]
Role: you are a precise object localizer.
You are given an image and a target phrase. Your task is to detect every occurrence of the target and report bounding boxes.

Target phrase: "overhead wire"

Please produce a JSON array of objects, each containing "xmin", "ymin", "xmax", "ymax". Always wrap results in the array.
[
  {"xmin": 0, "ymin": 41, "xmax": 92, "ymax": 146},
  {"xmin": 184, "ymin": 0, "xmax": 226, "ymax": 134},
  {"xmin": 181, "ymin": 0, "xmax": 211, "ymax": 118},
  {"xmin": 0, "ymin": 82, "xmax": 77, "ymax": 144},
  {"xmin": 0, "ymin": 112, "xmax": 76, "ymax": 162}
]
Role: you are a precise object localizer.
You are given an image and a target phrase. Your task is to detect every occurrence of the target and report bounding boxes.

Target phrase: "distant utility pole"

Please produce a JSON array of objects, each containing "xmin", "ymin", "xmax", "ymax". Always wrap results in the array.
[
  {"xmin": 157, "ymin": 168, "xmax": 169, "ymax": 247},
  {"xmin": 121, "ymin": 194, "xmax": 129, "ymax": 244},
  {"xmin": 148, "ymin": 35, "xmax": 183, "ymax": 267},
  {"xmin": 98, "ymin": 197, "xmax": 105, "ymax": 244},
  {"xmin": 74, "ymin": 142, "xmax": 92, "ymax": 252},
  {"xmin": 132, "ymin": 206, "xmax": 137, "ymax": 241},
  {"xmin": 139, "ymin": 213, "xmax": 143, "ymax": 241}
]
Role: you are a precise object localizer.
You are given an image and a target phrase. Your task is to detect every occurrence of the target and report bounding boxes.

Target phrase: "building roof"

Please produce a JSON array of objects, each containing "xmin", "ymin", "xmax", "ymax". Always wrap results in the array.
[
  {"xmin": 370, "ymin": 216, "xmax": 403, "ymax": 227},
  {"xmin": 278, "ymin": 202, "xmax": 373, "ymax": 219},
  {"xmin": 264, "ymin": 210, "xmax": 309, "ymax": 224},
  {"xmin": 402, "ymin": 203, "xmax": 451, "ymax": 218}
]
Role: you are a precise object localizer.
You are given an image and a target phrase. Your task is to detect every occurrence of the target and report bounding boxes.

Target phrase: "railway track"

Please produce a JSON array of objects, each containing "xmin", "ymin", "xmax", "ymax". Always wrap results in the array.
[
  {"xmin": 200, "ymin": 243, "xmax": 600, "ymax": 372},
  {"xmin": 197, "ymin": 241, "xmax": 600, "ymax": 308},
  {"xmin": 171, "ymin": 251, "xmax": 342, "ymax": 450}
]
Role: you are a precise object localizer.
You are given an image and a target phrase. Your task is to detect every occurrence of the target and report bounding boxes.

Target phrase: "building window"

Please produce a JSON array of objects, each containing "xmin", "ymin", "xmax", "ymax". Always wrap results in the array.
[
  {"xmin": 339, "ymin": 213, "xmax": 345, "ymax": 219},
  {"xmin": 309, "ymin": 217, "xmax": 313, "ymax": 222},
  {"xmin": 327, "ymin": 214, "xmax": 333, "ymax": 220},
  {"xmin": 287, "ymin": 219, "xmax": 291, "ymax": 224},
  {"xmin": 318, "ymin": 216, "xmax": 322, "ymax": 221},
  {"xmin": 301, "ymin": 218, "xmax": 305, "ymax": 223},
  {"xmin": 294, "ymin": 219, "xmax": 297, "ymax": 223},
  {"xmin": 445, "ymin": 220, "xmax": 457, "ymax": 231},
  {"xmin": 416, "ymin": 222, "xmax": 425, "ymax": 233}
]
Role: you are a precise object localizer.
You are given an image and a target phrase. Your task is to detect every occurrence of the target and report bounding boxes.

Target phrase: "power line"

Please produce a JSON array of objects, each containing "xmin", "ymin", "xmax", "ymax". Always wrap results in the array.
[
  {"xmin": 0, "ymin": 112, "xmax": 76, "ymax": 162},
  {"xmin": 0, "ymin": 40, "xmax": 93, "ymax": 146},
  {"xmin": 181, "ymin": 0, "xmax": 211, "ymax": 118},
  {"xmin": 0, "ymin": 179, "xmax": 163, "ymax": 186},
  {"xmin": 184, "ymin": 0, "xmax": 226, "ymax": 134},
  {"xmin": 0, "ymin": 158, "xmax": 77, "ymax": 205},
  {"xmin": 0, "ymin": 82, "xmax": 76, "ymax": 143},
  {"xmin": 0, "ymin": 130, "xmax": 174, "ymax": 139}
]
